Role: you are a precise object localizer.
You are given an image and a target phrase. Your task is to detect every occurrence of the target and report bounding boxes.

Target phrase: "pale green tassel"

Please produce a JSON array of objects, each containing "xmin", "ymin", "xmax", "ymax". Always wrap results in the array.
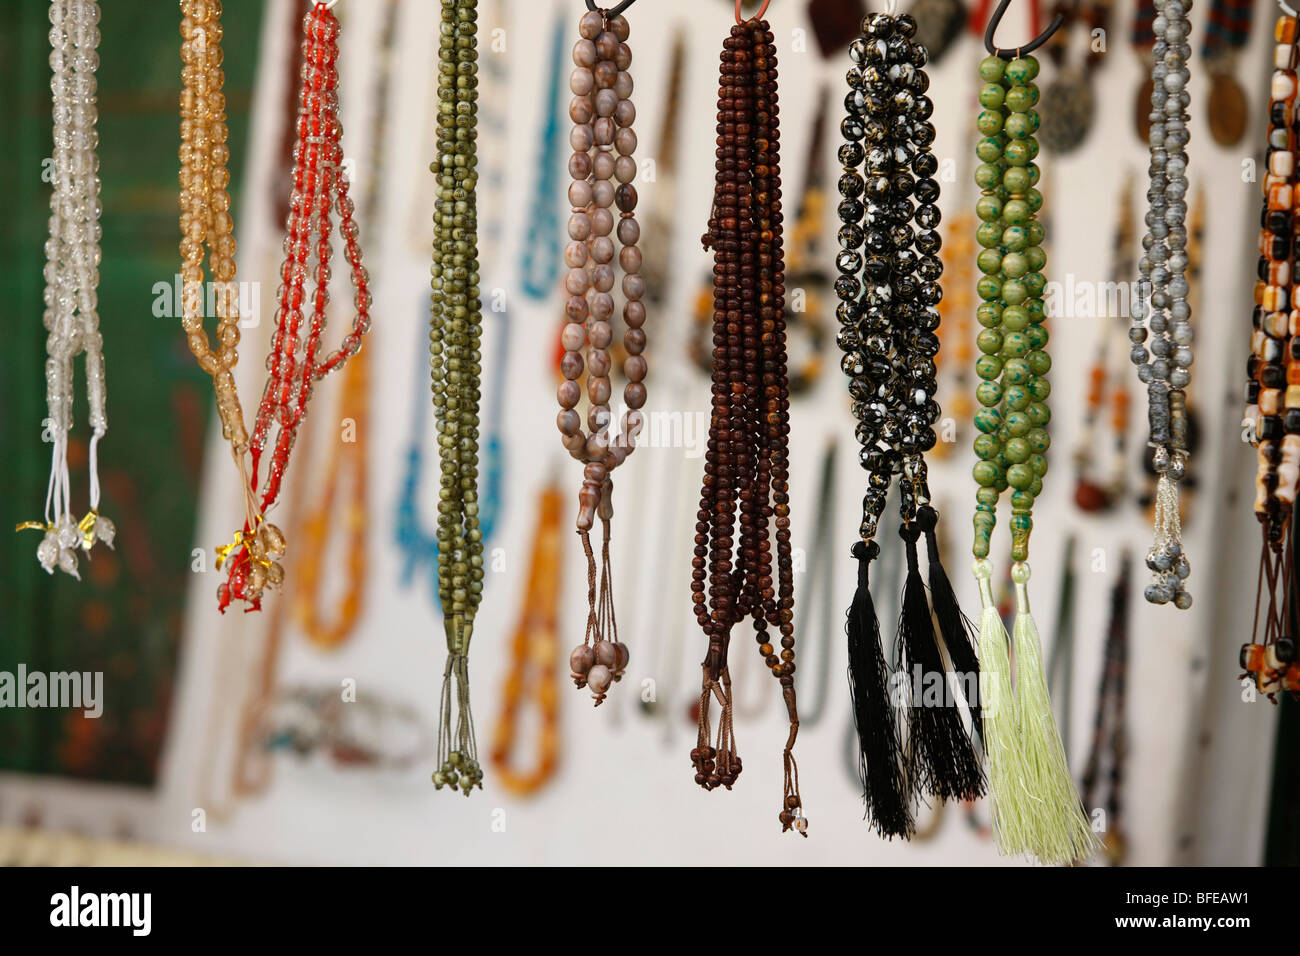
[
  {"xmin": 973, "ymin": 558, "xmax": 1025, "ymax": 855},
  {"xmin": 1010, "ymin": 562, "xmax": 1098, "ymax": 865}
]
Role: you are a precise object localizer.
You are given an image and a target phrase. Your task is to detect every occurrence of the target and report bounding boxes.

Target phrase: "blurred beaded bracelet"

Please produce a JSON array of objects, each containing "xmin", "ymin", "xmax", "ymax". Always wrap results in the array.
[
  {"xmin": 969, "ymin": 3, "xmax": 1095, "ymax": 864},
  {"xmin": 690, "ymin": 2, "xmax": 806, "ymax": 835},
  {"xmin": 428, "ymin": 0, "xmax": 486, "ymax": 795},
  {"xmin": 836, "ymin": 9, "xmax": 983, "ymax": 840},
  {"xmin": 558, "ymin": 4, "xmax": 645, "ymax": 706},
  {"xmin": 1128, "ymin": 0, "xmax": 1193, "ymax": 610},
  {"xmin": 19, "ymin": 0, "xmax": 116, "ymax": 576},
  {"xmin": 1241, "ymin": 13, "xmax": 1300, "ymax": 699}
]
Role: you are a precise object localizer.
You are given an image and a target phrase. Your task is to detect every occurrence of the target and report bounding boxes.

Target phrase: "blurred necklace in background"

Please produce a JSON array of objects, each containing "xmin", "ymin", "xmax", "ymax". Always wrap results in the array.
[
  {"xmin": 1200, "ymin": 0, "xmax": 1255, "ymax": 147},
  {"xmin": 1080, "ymin": 552, "xmax": 1132, "ymax": 865},
  {"xmin": 490, "ymin": 483, "xmax": 564, "ymax": 797},
  {"xmin": 294, "ymin": 0, "xmax": 403, "ymax": 651},
  {"xmin": 520, "ymin": 10, "xmax": 567, "ymax": 300},
  {"xmin": 1072, "ymin": 175, "xmax": 1133, "ymax": 514}
]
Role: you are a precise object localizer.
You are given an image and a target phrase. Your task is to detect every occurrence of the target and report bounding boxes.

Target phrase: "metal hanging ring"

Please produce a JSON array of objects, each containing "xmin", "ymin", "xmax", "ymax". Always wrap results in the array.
[
  {"xmin": 983, "ymin": 0, "xmax": 1065, "ymax": 59},
  {"xmin": 736, "ymin": 0, "xmax": 773, "ymax": 24},
  {"xmin": 585, "ymin": 0, "xmax": 639, "ymax": 18}
]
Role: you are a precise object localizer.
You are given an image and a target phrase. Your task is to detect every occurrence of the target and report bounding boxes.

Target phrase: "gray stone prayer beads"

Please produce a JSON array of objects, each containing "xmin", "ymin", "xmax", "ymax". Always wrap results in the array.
[{"xmin": 1130, "ymin": 0, "xmax": 1193, "ymax": 609}]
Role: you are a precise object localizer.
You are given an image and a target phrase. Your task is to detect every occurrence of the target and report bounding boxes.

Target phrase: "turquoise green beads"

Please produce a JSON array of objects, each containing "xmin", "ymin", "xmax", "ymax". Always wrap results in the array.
[{"xmin": 971, "ymin": 55, "xmax": 1051, "ymax": 564}]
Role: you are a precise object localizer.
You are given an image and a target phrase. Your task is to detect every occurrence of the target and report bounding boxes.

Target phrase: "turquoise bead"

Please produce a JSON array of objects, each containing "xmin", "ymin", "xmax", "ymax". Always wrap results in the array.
[
  {"xmin": 1001, "ymin": 357, "xmax": 1031, "ymax": 385},
  {"xmin": 975, "ymin": 162, "xmax": 1003, "ymax": 190},
  {"xmin": 1005, "ymin": 56, "xmax": 1039, "ymax": 84},
  {"xmin": 974, "ymin": 433, "xmax": 1001, "ymax": 460},
  {"xmin": 1001, "ymin": 225, "xmax": 1028, "ymax": 251},
  {"xmin": 976, "ymin": 135, "xmax": 1006, "ymax": 163},
  {"xmin": 976, "ymin": 354, "xmax": 1004, "ymax": 381},
  {"xmin": 976, "ymin": 380, "xmax": 1003, "ymax": 407},
  {"xmin": 977, "ymin": 275, "xmax": 1003, "ymax": 301},
  {"xmin": 1006, "ymin": 463, "xmax": 1033, "ymax": 490},
  {"xmin": 1001, "ymin": 305, "xmax": 1029, "ymax": 330},
  {"xmin": 976, "ymin": 301, "xmax": 1003, "ymax": 327},
  {"xmin": 977, "ymin": 220, "xmax": 1004, "ymax": 248},
  {"xmin": 1000, "ymin": 279, "xmax": 1027, "ymax": 305},
  {"xmin": 977, "ymin": 110, "xmax": 1004, "ymax": 135},
  {"xmin": 1005, "ymin": 84, "xmax": 1039, "ymax": 112},
  {"xmin": 979, "ymin": 83, "xmax": 1006, "ymax": 109},
  {"xmin": 1003, "ymin": 198, "xmax": 1030, "ymax": 223},
  {"xmin": 1001, "ymin": 331, "xmax": 1029, "ymax": 357},
  {"xmin": 979, "ymin": 56, "xmax": 1007, "ymax": 82},
  {"xmin": 1001, "ymin": 252, "xmax": 1028, "ymax": 278},
  {"xmin": 977, "ymin": 248, "xmax": 1004, "ymax": 274},
  {"xmin": 977, "ymin": 328, "xmax": 1004, "ymax": 355},
  {"xmin": 974, "ymin": 407, "xmax": 1002, "ymax": 434},
  {"xmin": 976, "ymin": 194, "xmax": 1004, "ymax": 222}
]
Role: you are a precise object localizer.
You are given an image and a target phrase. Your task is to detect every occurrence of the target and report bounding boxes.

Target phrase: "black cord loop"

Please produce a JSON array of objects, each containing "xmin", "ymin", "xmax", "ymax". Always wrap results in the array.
[
  {"xmin": 984, "ymin": 0, "xmax": 1065, "ymax": 58},
  {"xmin": 585, "ymin": 0, "xmax": 640, "ymax": 18}
]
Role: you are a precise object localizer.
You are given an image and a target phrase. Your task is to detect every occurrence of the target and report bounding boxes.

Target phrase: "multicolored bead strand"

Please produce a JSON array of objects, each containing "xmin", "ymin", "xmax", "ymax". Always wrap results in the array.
[
  {"xmin": 1130, "ymin": 0, "xmax": 1194, "ymax": 610},
  {"xmin": 557, "ymin": 7, "xmax": 645, "ymax": 707},
  {"xmin": 429, "ymin": 0, "xmax": 485, "ymax": 795},
  {"xmin": 691, "ymin": 11, "xmax": 806, "ymax": 836},
  {"xmin": 1240, "ymin": 13, "xmax": 1300, "ymax": 699},
  {"xmin": 20, "ymin": 0, "xmax": 115, "ymax": 577}
]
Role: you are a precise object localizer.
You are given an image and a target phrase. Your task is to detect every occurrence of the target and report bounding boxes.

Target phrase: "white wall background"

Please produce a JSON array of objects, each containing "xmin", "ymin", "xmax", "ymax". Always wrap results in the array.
[{"xmin": 0, "ymin": 0, "xmax": 1281, "ymax": 866}]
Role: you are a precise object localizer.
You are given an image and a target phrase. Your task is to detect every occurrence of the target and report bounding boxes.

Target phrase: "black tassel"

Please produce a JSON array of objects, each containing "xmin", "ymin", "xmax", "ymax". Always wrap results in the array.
[
  {"xmin": 847, "ymin": 540, "xmax": 913, "ymax": 838},
  {"xmin": 897, "ymin": 523, "xmax": 985, "ymax": 802},
  {"xmin": 917, "ymin": 504, "xmax": 985, "ymax": 749}
]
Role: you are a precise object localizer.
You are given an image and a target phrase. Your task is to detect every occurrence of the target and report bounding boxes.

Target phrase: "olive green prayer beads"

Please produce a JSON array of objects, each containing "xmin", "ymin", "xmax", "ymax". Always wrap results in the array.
[
  {"xmin": 430, "ymin": 0, "xmax": 486, "ymax": 796},
  {"xmin": 971, "ymin": 54, "xmax": 1052, "ymax": 564}
]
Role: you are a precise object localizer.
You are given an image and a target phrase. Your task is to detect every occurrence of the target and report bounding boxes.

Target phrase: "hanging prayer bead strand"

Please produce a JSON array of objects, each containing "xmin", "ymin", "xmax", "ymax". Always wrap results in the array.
[
  {"xmin": 559, "ymin": 5, "xmax": 645, "ymax": 707},
  {"xmin": 429, "ymin": 0, "xmax": 486, "ymax": 795},
  {"xmin": 204, "ymin": 2, "xmax": 373, "ymax": 613},
  {"xmin": 969, "ymin": 35, "xmax": 1095, "ymax": 864},
  {"xmin": 20, "ymin": 0, "xmax": 115, "ymax": 576},
  {"xmin": 837, "ymin": 10, "xmax": 983, "ymax": 840},
  {"xmin": 177, "ymin": 0, "xmax": 262, "ymax": 599},
  {"xmin": 691, "ymin": 8, "xmax": 806, "ymax": 835},
  {"xmin": 1240, "ymin": 13, "xmax": 1300, "ymax": 700},
  {"xmin": 1129, "ymin": 0, "xmax": 1193, "ymax": 610}
]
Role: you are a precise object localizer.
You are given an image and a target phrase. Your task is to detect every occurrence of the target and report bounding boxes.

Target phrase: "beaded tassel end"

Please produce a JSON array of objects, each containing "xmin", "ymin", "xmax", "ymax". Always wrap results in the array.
[
  {"xmin": 973, "ymin": 558, "xmax": 1025, "ymax": 854},
  {"xmin": 918, "ymin": 505, "xmax": 984, "ymax": 747},
  {"xmin": 847, "ymin": 540, "xmax": 913, "ymax": 838},
  {"xmin": 1008, "ymin": 563, "xmax": 1097, "ymax": 864},
  {"xmin": 898, "ymin": 524, "xmax": 984, "ymax": 801},
  {"xmin": 568, "ymin": 480, "xmax": 630, "ymax": 706}
]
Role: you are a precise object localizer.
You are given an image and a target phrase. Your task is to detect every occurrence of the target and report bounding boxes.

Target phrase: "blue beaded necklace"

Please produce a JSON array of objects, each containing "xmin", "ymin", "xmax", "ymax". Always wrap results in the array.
[{"xmin": 518, "ymin": 12, "xmax": 567, "ymax": 300}]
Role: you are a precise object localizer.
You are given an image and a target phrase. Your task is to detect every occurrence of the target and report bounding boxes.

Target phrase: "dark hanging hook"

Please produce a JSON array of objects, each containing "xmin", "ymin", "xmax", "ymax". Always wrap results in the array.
[
  {"xmin": 983, "ymin": 0, "xmax": 1065, "ymax": 59},
  {"xmin": 585, "ymin": 0, "xmax": 640, "ymax": 18}
]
